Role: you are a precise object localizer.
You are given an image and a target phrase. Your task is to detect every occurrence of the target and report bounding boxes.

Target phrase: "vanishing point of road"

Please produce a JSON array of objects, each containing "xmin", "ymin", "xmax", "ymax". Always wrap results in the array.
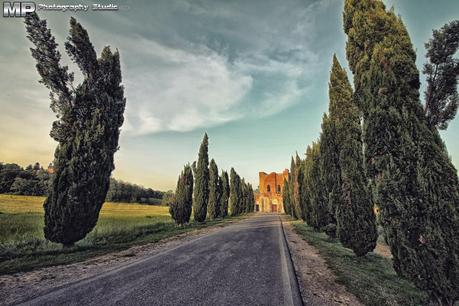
[{"xmin": 19, "ymin": 214, "xmax": 303, "ymax": 306}]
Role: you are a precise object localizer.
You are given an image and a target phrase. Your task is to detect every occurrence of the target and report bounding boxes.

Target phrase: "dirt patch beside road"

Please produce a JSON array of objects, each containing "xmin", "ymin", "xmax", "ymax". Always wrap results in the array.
[{"xmin": 281, "ymin": 217, "xmax": 363, "ymax": 306}]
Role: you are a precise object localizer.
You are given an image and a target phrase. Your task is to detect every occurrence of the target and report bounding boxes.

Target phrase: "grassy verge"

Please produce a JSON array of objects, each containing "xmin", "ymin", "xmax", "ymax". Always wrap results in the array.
[
  {"xmin": 0, "ymin": 194, "xmax": 244, "ymax": 275},
  {"xmin": 291, "ymin": 220, "xmax": 428, "ymax": 306}
]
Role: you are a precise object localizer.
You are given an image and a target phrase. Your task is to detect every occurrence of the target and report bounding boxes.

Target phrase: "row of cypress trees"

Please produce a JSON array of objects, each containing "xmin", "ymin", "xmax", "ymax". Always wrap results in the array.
[
  {"xmin": 344, "ymin": 1, "xmax": 459, "ymax": 304},
  {"xmin": 169, "ymin": 134, "xmax": 255, "ymax": 225},
  {"xmin": 284, "ymin": 55, "xmax": 378, "ymax": 257},
  {"xmin": 285, "ymin": 1, "xmax": 459, "ymax": 304}
]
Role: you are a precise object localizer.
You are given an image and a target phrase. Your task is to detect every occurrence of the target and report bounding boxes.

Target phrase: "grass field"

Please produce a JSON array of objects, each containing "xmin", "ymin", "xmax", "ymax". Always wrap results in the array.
[
  {"xmin": 292, "ymin": 221, "xmax": 428, "ymax": 306},
  {"xmin": 0, "ymin": 194, "xmax": 239, "ymax": 275}
]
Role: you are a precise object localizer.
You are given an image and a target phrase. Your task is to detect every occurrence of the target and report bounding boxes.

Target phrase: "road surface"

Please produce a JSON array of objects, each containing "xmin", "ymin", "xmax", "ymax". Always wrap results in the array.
[{"xmin": 18, "ymin": 214, "xmax": 303, "ymax": 306}]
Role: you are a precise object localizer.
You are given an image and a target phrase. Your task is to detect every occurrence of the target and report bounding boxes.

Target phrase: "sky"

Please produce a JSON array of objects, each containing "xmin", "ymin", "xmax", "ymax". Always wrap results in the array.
[{"xmin": 0, "ymin": 0, "xmax": 458, "ymax": 191}]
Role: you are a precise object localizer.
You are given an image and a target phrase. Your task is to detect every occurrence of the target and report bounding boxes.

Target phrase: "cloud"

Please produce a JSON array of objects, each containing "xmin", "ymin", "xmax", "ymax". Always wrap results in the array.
[{"xmin": 121, "ymin": 37, "xmax": 253, "ymax": 134}]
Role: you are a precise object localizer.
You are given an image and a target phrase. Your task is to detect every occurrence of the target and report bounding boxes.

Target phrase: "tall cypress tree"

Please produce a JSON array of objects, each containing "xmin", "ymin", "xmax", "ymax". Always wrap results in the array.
[
  {"xmin": 229, "ymin": 168, "xmax": 239, "ymax": 216},
  {"xmin": 303, "ymin": 146, "xmax": 314, "ymax": 225},
  {"xmin": 25, "ymin": 14, "xmax": 125, "ymax": 246},
  {"xmin": 220, "ymin": 170, "xmax": 230, "ymax": 217},
  {"xmin": 319, "ymin": 113, "xmax": 340, "ymax": 227},
  {"xmin": 207, "ymin": 159, "xmax": 220, "ymax": 220},
  {"xmin": 241, "ymin": 179, "xmax": 248, "ymax": 213},
  {"xmin": 288, "ymin": 157, "xmax": 298, "ymax": 219},
  {"xmin": 247, "ymin": 183, "xmax": 255, "ymax": 212},
  {"xmin": 329, "ymin": 55, "xmax": 377, "ymax": 256},
  {"xmin": 193, "ymin": 133, "xmax": 209, "ymax": 223},
  {"xmin": 305, "ymin": 142, "xmax": 329, "ymax": 231},
  {"xmin": 293, "ymin": 154, "xmax": 304, "ymax": 219},
  {"xmin": 170, "ymin": 164, "xmax": 193, "ymax": 225},
  {"xmin": 282, "ymin": 179, "xmax": 291, "ymax": 215},
  {"xmin": 236, "ymin": 174, "xmax": 245, "ymax": 215},
  {"xmin": 344, "ymin": 0, "xmax": 459, "ymax": 302}
]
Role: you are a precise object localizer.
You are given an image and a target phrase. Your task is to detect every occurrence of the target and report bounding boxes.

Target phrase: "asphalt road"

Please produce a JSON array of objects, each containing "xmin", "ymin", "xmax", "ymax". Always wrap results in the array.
[{"xmin": 19, "ymin": 214, "xmax": 303, "ymax": 306}]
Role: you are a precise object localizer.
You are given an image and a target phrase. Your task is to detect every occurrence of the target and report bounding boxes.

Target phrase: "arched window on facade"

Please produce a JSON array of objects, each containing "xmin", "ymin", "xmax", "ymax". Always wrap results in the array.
[
  {"xmin": 277, "ymin": 185, "xmax": 281, "ymax": 193},
  {"xmin": 267, "ymin": 185, "xmax": 271, "ymax": 192}
]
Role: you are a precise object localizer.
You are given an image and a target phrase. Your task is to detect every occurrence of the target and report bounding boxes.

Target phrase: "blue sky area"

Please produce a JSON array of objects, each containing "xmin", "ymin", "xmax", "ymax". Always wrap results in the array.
[{"xmin": 0, "ymin": 0, "xmax": 458, "ymax": 190}]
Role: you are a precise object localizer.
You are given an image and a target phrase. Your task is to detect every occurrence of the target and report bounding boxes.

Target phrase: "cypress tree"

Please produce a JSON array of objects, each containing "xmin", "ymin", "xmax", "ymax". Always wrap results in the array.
[
  {"xmin": 220, "ymin": 170, "xmax": 230, "ymax": 217},
  {"xmin": 25, "ymin": 14, "xmax": 125, "ymax": 246},
  {"xmin": 303, "ymin": 146, "xmax": 314, "ymax": 225},
  {"xmin": 229, "ymin": 168, "xmax": 239, "ymax": 216},
  {"xmin": 248, "ymin": 183, "xmax": 255, "ymax": 212},
  {"xmin": 423, "ymin": 20, "xmax": 459, "ymax": 130},
  {"xmin": 170, "ymin": 165, "xmax": 193, "ymax": 225},
  {"xmin": 293, "ymin": 154, "xmax": 304, "ymax": 219},
  {"xmin": 236, "ymin": 174, "xmax": 244, "ymax": 215},
  {"xmin": 282, "ymin": 179, "xmax": 291, "ymax": 215},
  {"xmin": 329, "ymin": 55, "xmax": 377, "ymax": 256},
  {"xmin": 319, "ymin": 113, "xmax": 340, "ymax": 227},
  {"xmin": 193, "ymin": 133, "xmax": 209, "ymax": 222},
  {"xmin": 288, "ymin": 157, "xmax": 298, "ymax": 219},
  {"xmin": 344, "ymin": 0, "xmax": 459, "ymax": 302},
  {"xmin": 305, "ymin": 142, "xmax": 329, "ymax": 231},
  {"xmin": 207, "ymin": 159, "xmax": 220, "ymax": 220},
  {"xmin": 241, "ymin": 179, "xmax": 248, "ymax": 213}
]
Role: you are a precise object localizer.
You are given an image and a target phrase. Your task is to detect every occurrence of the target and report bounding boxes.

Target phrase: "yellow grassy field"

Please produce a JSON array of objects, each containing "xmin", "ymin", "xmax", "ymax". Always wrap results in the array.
[{"xmin": 0, "ymin": 194, "xmax": 171, "ymax": 244}]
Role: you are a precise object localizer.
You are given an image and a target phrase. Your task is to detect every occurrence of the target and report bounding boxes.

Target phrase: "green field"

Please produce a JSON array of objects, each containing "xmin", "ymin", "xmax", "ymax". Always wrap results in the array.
[{"xmin": 0, "ymin": 194, "xmax": 238, "ymax": 274}]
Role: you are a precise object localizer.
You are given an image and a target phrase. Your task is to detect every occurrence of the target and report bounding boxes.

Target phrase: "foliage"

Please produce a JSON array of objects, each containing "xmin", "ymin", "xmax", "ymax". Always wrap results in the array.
[
  {"xmin": 344, "ymin": 0, "xmax": 459, "ymax": 303},
  {"xmin": 220, "ymin": 170, "xmax": 230, "ymax": 218},
  {"xmin": 282, "ymin": 179, "xmax": 291, "ymax": 215},
  {"xmin": 193, "ymin": 133, "xmax": 209, "ymax": 223},
  {"xmin": 106, "ymin": 178, "xmax": 164, "ymax": 204},
  {"xmin": 0, "ymin": 162, "xmax": 50, "ymax": 196},
  {"xmin": 25, "ymin": 13, "xmax": 126, "ymax": 246},
  {"xmin": 423, "ymin": 20, "xmax": 459, "ymax": 130},
  {"xmin": 303, "ymin": 142, "xmax": 329, "ymax": 231},
  {"xmin": 229, "ymin": 168, "xmax": 241, "ymax": 216},
  {"xmin": 207, "ymin": 159, "xmax": 221, "ymax": 219},
  {"xmin": 327, "ymin": 55, "xmax": 377, "ymax": 256},
  {"xmin": 169, "ymin": 164, "xmax": 193, "ymax": 225}
]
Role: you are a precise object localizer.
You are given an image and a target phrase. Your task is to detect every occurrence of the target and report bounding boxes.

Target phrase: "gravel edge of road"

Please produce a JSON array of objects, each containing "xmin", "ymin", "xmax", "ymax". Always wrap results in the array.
[{"xmin": 278, "ymin": 215, "xmax": 305, "ymax": 306}]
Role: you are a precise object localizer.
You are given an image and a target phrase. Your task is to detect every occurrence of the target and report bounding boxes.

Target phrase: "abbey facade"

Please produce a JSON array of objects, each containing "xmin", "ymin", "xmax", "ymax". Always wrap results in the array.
[{"xmin": 255, "ymin": 170, "xmax": 289, "ymax": 213}]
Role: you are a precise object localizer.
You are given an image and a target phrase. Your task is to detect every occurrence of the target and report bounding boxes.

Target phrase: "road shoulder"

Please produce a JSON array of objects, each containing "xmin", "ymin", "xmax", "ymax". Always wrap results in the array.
[{"xmin": 281, "ymin": 216, "xmax": 363, "ymax": 306}]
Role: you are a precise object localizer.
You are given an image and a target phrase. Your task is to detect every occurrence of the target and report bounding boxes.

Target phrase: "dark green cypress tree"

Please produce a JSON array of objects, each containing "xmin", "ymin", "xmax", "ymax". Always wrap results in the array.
[
  {"xmin": 344, "ymin": 0, "xmax": 459, "ymax": 302},
  {"xmin": 329, "ymin": 55, "xmax": 377, "ymax": 256},
  {"xmin": 423, "ymin": 20, "xmax": 459, "ymax": 130},
  {"xmin": 282, "ymin": 179, "xmax": 291, "ymax": 215},
  {"xmin": 305, "ymin": 142, "xmax": 329, "ymax": 231},
  {"xmin": 288, "ymin": 157, "xmax": 298, "ymax": 219},
  {"xmin": 193, "ymin": 133, "xmax": 209, "ymax": 222},
  {"xmin": 303, "ymin": 146, "xmax": 314, "ymax": 225},
  {"xmin": 294, "ymin": 154, "xmax": 304, "ymax": 219},
  {"xmin": 319, "ymin": 113, "xmax": 340, "ymax": 228},
  {"xmin": 220, "ymin": 170, "xmax": 230, "ymax": 217},
  {"xmin": 229, "ymin": 168, "xmax": 239, "ymax": 216},
  {"xmin": 241, "ymin": 179, "xmax": 248, "ymax": 213},
  {"xmin": 207, "ymin": 159, "xmax": 220, "ymax": 220},
  {"xmin": 248, "ymin": 183, "xmax": 255, "ymax": 212},
  {"xmin": 236, "ymin": 174, "xmax": 245, "ymax": 215},
  {"xmin": 25, "ymin": 14, "xmax": 125, "ymax": 246},
  {"xmin": 170, "ymin": 164, "xmax": 193, "ymax": 225}
]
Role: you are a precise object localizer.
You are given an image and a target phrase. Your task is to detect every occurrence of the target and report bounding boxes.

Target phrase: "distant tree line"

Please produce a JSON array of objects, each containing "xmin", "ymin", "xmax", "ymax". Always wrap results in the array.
[
  {"xmin": 284, "ymin": 2, "xmax": 459, "ymax": 304},
  {"xmin": 169, "ymin": 133, "xmax": 255, "ymax": 225},
  {"xmin": 105, "ymin": 178, "xmax": 164, "ymax": 204},
  {"xmin": 0, "ymin": 162, "xmax": 51, "ymax": 196},
  {"xmin": 0, "ymin": 162, "xmax": 165, "ymax": 204}
]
